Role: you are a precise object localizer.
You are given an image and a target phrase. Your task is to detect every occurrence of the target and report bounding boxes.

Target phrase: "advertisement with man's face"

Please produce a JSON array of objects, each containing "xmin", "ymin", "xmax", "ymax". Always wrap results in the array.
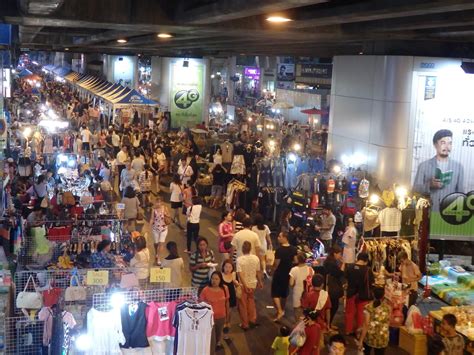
[{"xmin": 411, "ymin": 72, "xmax": 474, "ymax": 239}]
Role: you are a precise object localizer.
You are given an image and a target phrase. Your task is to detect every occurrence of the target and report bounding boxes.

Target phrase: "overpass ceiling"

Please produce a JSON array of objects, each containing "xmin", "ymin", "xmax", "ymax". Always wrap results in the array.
[{"xmin": 2, "ymin": 0, "xmax": 474, "ymax": 57}]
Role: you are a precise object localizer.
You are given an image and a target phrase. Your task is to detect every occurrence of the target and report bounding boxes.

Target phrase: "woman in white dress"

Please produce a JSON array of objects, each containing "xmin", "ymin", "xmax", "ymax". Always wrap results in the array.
[
  {"xmin": 342, "ymin": 218, "xmax": 357, "ymax": 264},
  {"xmin": 289, "ymin": 252, "xmax": 314, "ymax": 322}
]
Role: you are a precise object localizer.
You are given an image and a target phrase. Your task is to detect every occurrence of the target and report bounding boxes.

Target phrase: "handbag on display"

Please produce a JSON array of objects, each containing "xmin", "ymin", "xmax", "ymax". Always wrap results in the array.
[
  {"xmin": 42, "ymin": 287, "xmax": 62, "ymax": 307},
  {"xmin": 64, "ymin": 275, "xmax": 87, "ymax": 302},
  {"xmin": 16, "ymin": 275, "xmax": 43, "ymax": 309},
  {"xmin": 120, "ymin": 273, "xmax": 140, "ymax": 289}
]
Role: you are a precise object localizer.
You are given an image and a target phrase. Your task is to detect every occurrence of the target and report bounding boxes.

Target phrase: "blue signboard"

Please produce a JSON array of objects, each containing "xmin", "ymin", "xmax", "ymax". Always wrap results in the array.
[{"xmin": 0, "ymin": 25, "xmax": 12, "ymax": 45}]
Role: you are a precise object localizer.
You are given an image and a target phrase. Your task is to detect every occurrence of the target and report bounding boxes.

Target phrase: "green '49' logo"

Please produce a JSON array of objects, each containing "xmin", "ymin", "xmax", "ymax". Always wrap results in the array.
[
  {"xmin": 174, "ymin": 89, "xmax": 199, "ymax": 109},
  {"xmin": 440, "ymin": 192, "xmax": 474, "ymax": 225}
]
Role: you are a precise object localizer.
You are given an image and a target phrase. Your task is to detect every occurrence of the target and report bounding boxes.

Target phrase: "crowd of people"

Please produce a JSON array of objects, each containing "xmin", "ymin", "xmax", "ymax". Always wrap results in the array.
[{"xmin": 3, "ymin": 68, "xmax": 467, "ymax": 355}]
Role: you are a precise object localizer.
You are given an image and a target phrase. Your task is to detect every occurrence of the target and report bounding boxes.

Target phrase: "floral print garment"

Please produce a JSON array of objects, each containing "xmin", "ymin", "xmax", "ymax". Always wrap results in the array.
[{"xmin": 364, "ymin": 302, "xmax": 391, "ymax": 349}]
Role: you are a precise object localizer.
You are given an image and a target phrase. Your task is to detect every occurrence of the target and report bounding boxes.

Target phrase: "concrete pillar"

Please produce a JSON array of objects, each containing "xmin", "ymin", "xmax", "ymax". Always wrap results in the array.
[
  {"xmin": 105, "ymin": 55, "xmax": 137, "ymax": 88},
  {"xmin": 328, "ymin": 55, "xmax": 414, "ymax": 187},
  {"xmin": 150, "ymin": 56, "xmax": 162, "ymax": 102},
  {"xmin": 227, "ymin": 56, "xmax": 237, "ymax": 103}
]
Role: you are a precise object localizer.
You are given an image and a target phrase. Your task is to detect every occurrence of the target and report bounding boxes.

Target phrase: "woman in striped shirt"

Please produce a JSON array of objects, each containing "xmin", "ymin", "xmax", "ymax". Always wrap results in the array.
[{"xmin": 189, "ymin": 237, "xmax": 216, "ymax": 291}]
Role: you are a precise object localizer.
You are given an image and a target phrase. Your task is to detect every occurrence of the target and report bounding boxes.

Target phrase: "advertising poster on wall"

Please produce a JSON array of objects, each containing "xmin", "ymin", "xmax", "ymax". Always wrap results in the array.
[
  {"xmin": 277, "ymin": 63, "xmax": 295, "ymax": 81},
  {"xmin": 170, "ymin": 60, "xmax": 204, "ymax": 128},
  {"xmin": 411, "ymin": 71, "xmax": 474, "ymax": 240}
]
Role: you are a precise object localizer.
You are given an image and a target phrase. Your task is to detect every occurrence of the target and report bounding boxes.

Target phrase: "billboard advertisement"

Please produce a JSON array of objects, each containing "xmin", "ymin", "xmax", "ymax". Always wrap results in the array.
[
  {"xmin": 170, "ymin": 60, "xmax": 204, "ymax": 128},
  {"xmin": 411, "ymin": 71, "xmax": 474, "ymax": 240},
  {"xmin": 277, "ymin": 63, "xmax": 295, "ymax": 81}
]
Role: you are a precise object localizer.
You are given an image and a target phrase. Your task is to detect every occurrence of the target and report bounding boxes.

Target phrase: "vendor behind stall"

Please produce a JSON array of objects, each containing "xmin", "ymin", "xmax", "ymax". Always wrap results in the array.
[{"xmin": 398, "ymin": 251, "xmax": 421, "ymax": 290}]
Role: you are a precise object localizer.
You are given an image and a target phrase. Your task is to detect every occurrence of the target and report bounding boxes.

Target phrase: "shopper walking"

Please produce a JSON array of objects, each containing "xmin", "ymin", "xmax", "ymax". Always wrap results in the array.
[
  {"xmin": 236, "ymin": 241, "xmax": 262, "ymax": 331},
  {"xmin": 221, "ymin": 259, "xmax": 239, "ymax": 339},
  {"xmin": 345, "ymin": 252, "xmax": 374, "ymax": 336},
  {"xmin": 231, "ymin": 217, "xmax": 261, "ymax": 259},
  {"xmin": 185, "ymin": 196, "xmax": 202, "ymax": 253},
  {"xmin": 218, "ymin": 212, "xmax": 234, "ymax": 260},
  {"xmin": 149, "ymin": 197, "xmax": 170, "ymax": 265},
  {"xmin": 189, "ymin": 237, "xmax": 216, "ymax": 290},
  {"xmin": 323, "ymin": 245, "xmax": 345, "ymax": 328},
  {"xmin": 290, "ymin": 252, "xmax": 314, "ymax": 322},
  {"xmin": 200, "ymin": 271, "xmax": 230, "ymax": 351},
  {"xmin": 271, "ymin": 231, "xmax": 297, "ymax": 322},
  {"xmin": 251, "ymin": 214, "xmax": 272, "ymax": 276},
  {"xmin": 161, "ymin": 241, "xmax": 185, "ymax": 288},
  {"xmin": 119, "ymin": 161, "xmax": 137, "ymax": 197},
  {"xmin": 121, "ymin": 186, "xmax": 140, "ymax": 233},
  {"xmin": 130, "ymin": 235, "xmax": 150, "ymax": 287},
  {"xmin": 357, "ymin": 287, "xmax": 391, "ymax": 355},
  {"xmin": 138, "ymin": 164, "xmax": 154, "ymax": 208},
  {"xmin": 169, "ymin": 174, "xmax": 183, "ymax": 228}
]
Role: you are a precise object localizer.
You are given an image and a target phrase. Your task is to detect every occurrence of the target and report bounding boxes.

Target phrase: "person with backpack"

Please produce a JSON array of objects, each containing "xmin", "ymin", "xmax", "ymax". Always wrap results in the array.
[
  {"xmin": 301, "ymin": 274, "xmax": 331, "ymax": 331},
  {"xmin": 290, "ymin": 252, "xmax": 314, "ymax": 322},
  {"xmin": 344, "ymin": 252, "xmax": 374, "ymax": 337}
]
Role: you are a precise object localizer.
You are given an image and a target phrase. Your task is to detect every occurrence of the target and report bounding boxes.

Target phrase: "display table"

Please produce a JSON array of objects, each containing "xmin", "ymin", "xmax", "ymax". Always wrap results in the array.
[{"xmin": 429, "ymin": 306, "xmax": 474, "ymax": 342}]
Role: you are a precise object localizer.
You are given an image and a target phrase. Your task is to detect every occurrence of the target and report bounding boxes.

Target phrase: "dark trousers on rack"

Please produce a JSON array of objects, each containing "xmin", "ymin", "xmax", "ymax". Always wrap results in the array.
[{"xmin": 186, "ymin": 222, "xmax": 200, "ymax": 251}]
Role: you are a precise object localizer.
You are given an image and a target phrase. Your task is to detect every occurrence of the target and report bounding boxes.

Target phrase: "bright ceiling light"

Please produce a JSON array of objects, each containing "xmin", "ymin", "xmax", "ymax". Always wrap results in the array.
[
  {"xmin": 266, "ymin": 16, "xmax": 292, "ymax": 23},
  {"xmin": 157, "ymin": 33, "xmax": 173, "ymax": 38},
  {"xmin": 117, "ymin": 39, "xmax": 127, "ymax": 43},
  {"xmin": 65, "ymin": 48, "xmax": 69, "ymax": 51}
]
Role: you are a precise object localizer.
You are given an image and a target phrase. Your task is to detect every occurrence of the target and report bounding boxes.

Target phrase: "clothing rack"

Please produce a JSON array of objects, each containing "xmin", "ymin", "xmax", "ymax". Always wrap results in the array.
[
  {"xmin": 14, "ymin": 268, "xmax": 144, "ymax": 314},
  {"xmin": 3, "ymin": 316, "xmax": 45, "ymax": 354},
  {"xmin": 92, "ymin": 287, "xmax": 199, "ymax": 311}
]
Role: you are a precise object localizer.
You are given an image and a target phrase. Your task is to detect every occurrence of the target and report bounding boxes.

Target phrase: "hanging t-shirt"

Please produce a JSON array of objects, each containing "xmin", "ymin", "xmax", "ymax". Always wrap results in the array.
[
  {"xmin": 378, "ymin": 207, "xmax": 402, "ymax": 232},
  {"xmin": 86, "ymin": 308, "xmax": 125, "ymax": 354},
  {"xmin": 120, "ymin": 302, "xmax": 149, "ymax": 349},
  {"xmin": 174, "ymin": 307, "xmax": 214, "ymax": 355},
  {"xmin": 146, "ymin": 301, "xmax": 178, "ymax": 339},
  {"xmin": 327, "ymin": 178, "xmax": 335, "ymax": 194},
  {"xmin": 220, "ymin": 142, "xmax": 234, "ymax": 163}
]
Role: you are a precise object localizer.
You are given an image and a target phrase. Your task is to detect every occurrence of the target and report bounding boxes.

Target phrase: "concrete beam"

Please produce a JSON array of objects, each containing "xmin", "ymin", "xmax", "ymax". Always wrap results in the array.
[
  {"xmin": 290, "ymin": 0, "xmax": 474, "ymax": 29},
  {"xmin": 176, "ymin": 0, "xmax": 328, "ymax": 25}
]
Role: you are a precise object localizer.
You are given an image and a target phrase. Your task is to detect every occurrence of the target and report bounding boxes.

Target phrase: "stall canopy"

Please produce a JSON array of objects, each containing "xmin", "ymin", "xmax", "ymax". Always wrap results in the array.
[
  {"xmin": 59, "ymin": 70, "xmax": 157, "ymax": 106},
  {"xmin": 18, "ymin": 68, "xmax": 32, "ymax": 77},
  {"xmin": 112, "ymin": 89, "xmax": 158, "ymax": 106},
  {"xmin": 52, "ymin": 66, "xmax": 71, "ymax": 77}
]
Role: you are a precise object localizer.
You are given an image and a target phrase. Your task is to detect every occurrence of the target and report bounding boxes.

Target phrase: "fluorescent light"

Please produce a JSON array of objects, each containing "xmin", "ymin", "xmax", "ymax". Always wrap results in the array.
[
  {"xmin": 157, "ymin": 33, "xmax": 173, "ymax": 38},
  {"xmin": 117, "ymin": 39, "xmax": 127, "ymax": 43},
  {"xmin": 266, "ymin": 16, "xmax": 292, "ymax": 23},
  {"xmin": 65, "ymin": 48, "xmax": 69, "ymax": 51}
]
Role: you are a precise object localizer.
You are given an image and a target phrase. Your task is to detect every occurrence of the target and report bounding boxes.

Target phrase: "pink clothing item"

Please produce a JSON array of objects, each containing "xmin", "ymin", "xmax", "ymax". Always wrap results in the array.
[
  {"xmin": 146, "ymin": 301, "xmax": 177, "ymax": 339},
  {"xmin": 38, "ymin": 307, "xmax": 76, "ymax": 346}
]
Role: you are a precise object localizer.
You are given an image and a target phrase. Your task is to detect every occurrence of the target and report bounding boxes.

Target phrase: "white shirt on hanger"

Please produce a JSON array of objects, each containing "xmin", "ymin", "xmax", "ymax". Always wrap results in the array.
[
  {"xmin": 378, "ymin": 207, "xmax": 402, "ymax": 232},
  {"xmin": 87, "ymin": 308, "xmax": 125, "ymax": 355},
  {"xmin": 176, "ymin": 307, "xmax": 214, "ymax": 355}
]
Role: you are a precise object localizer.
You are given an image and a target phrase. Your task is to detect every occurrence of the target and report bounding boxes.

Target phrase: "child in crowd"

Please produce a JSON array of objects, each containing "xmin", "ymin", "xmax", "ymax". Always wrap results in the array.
[{"xmin": 271, "ymin": 326, "xmax": 291, "ymax": 355}]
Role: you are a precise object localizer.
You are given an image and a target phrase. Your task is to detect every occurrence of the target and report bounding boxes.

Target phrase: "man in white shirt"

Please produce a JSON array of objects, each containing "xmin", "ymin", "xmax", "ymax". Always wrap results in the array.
[
  {"xmin": 236, "ymin": 241, "xmax": 263, "ymax": 330},
  {"xmin": 111, "ymin": 130, "xmax": 121, "ymax": 155},
  {"xmin": 116, "ymin": 145, "xmax": 129, "ymax": 188},
  {"xmin": 119, "ymin": 161, "xmax": 136, "ymax": 194},
  {"xmin": 80, "ymin": 125, "xmax": 91, "ymax": 152},
  {"xmin": 232, "ymin": 218, "xmax": 261, "ymax": 259},
  {"xmin": 177, "ymin": 159, "xmax": 194, "ymax": 187}
]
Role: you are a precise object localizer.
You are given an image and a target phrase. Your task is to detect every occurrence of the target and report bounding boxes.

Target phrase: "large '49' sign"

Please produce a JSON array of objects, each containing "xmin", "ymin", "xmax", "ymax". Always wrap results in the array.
[{"xmin": 174, "ymin": 89, "xmax": 200, "ymax": 109}]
